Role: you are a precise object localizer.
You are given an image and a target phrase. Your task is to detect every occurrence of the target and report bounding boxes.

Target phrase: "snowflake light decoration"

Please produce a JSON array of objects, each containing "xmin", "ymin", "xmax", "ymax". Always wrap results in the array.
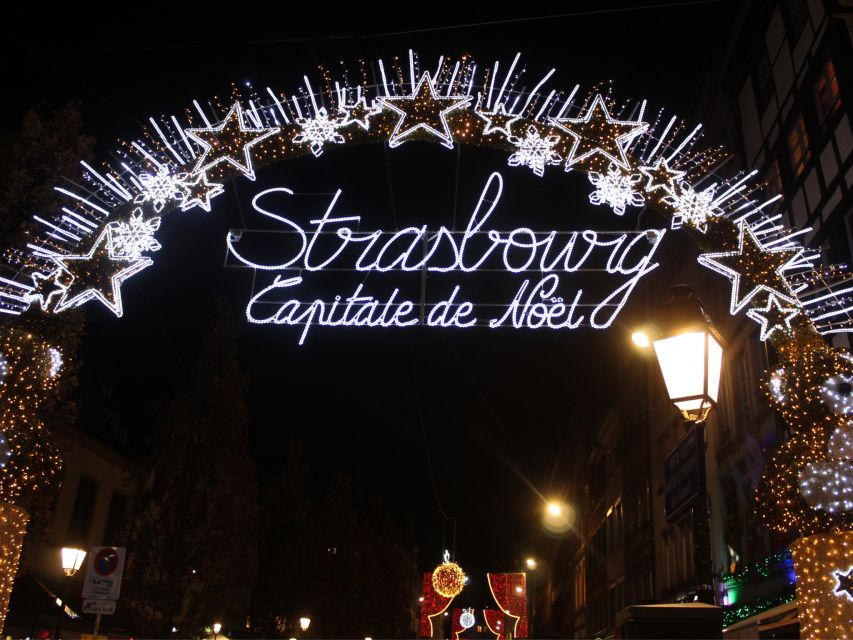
[
  {"xmin": 0, "ymin": 353, "xmax": 7, "ymax": 385},
  {"xmin": 665, "ymin": 182, "xmax": 721, "ymax": 233},
  {"xmin": 135, "ymin": 166, "xmax": 186, "ymax": 212},
  {"xmin": 507, "ymin": 125, "xmax": 562, "ymax": 177},
  {"xmin": 769, "ymin": 367, "xmax": 786, "ymax": 404},
  {"xmin": 47, "ymin": 348, "xmax": 62, "ymax": 378},
  {"xmin": 587, "ymin": 163, "xmax": 644, "ymax": 216},
  {"xmin": 109, "ymin": 210, "xmax": 162, "ymax": 259},
  {"xmin": 293, "ymin": 107, "xmax": 346, "ymax": 157}
]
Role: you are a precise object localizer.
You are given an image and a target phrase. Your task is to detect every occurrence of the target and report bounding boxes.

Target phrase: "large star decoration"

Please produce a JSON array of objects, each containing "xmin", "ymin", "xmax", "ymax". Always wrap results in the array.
[
  {"xmin": 746, "ymin": 293, "xmax": 801, "ymax": 341},
  {"xmin": 835, "ymin": 567, "xmax": 853, "ymax": 599},
  {"xmin": 185, "ymin": 102, "xmax": 279, "ymax": 181},
  {"xmin": 477, "ymin": 102, "xmax": 521, "ymax": 138},
  {"xmin": 698, "ymin": 222, "xmax": 802, "ymax": 314},
  {"xmin": 338, "ymin": 96, "xmax": 380, "ymax": 132},
  {"xmin": 380, "ymin": 73, "xmax": 472, "ymax": 149},
  {"xmin": 51, "ymin": 228, "xmax": 152, "ymax": 318},
  {"xmin": 27, "ymin": 268, "xmax": 69, "ymax": 312},
  {"xmin": 639, "ymin": 157, "xmax": 685, "ymax": 195},
  {"xmin": 178, "ymin": 171, "xmax": 225, "ymax": 213},
  {"xmin": 549, "ymin": 94, "xmax": 647, "ymax": 170}
]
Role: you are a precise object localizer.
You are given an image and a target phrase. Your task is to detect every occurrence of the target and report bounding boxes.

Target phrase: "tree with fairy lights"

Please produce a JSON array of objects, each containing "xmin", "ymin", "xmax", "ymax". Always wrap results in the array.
[{"xmin": 121, "ymin": 303, "xmax": 258, "ymax": 637}]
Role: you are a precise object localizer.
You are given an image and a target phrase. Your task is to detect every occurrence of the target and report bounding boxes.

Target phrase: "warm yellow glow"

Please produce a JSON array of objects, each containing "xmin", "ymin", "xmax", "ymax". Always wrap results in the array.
[
  {"xmin": 542, "ymin": 499, "xmax": 574, "ymax": 534},
  {"xmin": 0, "ymin": 505, "xmax": 29, "ymax": 633},
  {"xmin": 432, "ymin": 561, "xmax": 466, "ymax": 598},
  {"xmin": 515, "ymin": 586, "xmax": 523, "ymax": 593},
  {"xmin": 791, "ymin": 532, "xmax": 853, "ymax": 640},
  {"xmin": 213, "ymin": 623, "xmax": 222, "ymax": 634},
  {"xmin": 653, "ymin": 330, "xmax": 723, "ymax": 419},
  {"xmin": 631, "ymin": 331, "xmax": 651, "ymax": 348},
  {"xmin": 60, "ymin": 547, "xmax": 86, "ymax": 576},
  {"xmin": 299, "ymin": 617, "xmax": 311, "ymax": 631},
  {"xmin": 525, "ymin": 557, "xmax": 537, "ymax": 570}
]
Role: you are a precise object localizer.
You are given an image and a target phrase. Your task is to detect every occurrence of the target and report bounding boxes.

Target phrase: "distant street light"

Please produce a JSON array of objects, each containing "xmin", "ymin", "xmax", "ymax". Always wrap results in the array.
[
  {"xmin": 644, "ymin": 285, "xmax": 724, "ymax": 604},
  {"xmin": 525, "ymin": 557, "xmax": 537, "ymax": 570},
  {"xmin": 213, "ymin": 622, "xmax": 222, "ymax": 639},
  {"xmin": 542, "ymin": 500, "xmax": 573, "ymax": 534},
  {"xmin": 299, "ymin": 617, "xmax": 311, "ymax": 632},
  {"xmin": 55, "ymin": 547, "xmax": 86, "ymax": 639}
]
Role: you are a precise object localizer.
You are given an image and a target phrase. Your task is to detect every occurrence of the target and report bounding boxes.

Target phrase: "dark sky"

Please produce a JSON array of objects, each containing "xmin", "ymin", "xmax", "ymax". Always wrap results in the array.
[{"xmin": 1, "ymin": 1, "xmax": 739, "ymax": 596}]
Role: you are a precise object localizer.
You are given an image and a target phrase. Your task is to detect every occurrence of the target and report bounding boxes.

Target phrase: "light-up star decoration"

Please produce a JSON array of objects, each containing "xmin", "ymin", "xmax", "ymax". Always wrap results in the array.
[
  {"xmin": 338, "ymin": 96, "xmax": 380, "ymax": 131},
  {"xmin": 549, "ymin": 94, "xmax": 647, "ymax": 171},
  {"xmin": 639, "ymin": 157, "xmax": 685, "ymax": 195},
  {"xmin": 477, "ymin": 102, "xmax": 521, "ymax": 138},
  {"xmin": 835, "ymin": 567, "xmax": 853, "ymax": 599},
  {"xmin": 26, "ymin": 269, "xmax": 69, "ymax": 312},
  {"xmin": 380, "ymin": 73, "xmax": 472, "ymax": 149},
  {"xmin": 746, "ymin": 293, "xmax": 800, "ymax": 341},
  {"xmin": 51, "ymin": 227, "xmax": 152, "ymax": 318},
  {"xmin": 178, "ymin": 171, "xmax": 224, "ymax": 213},
  {"xmin": 185, "ymin": 102, "xmax": 279, "ymax": 181},
  {"xmin": 697, "ymin": 221, "xmax": 802, "ymax": 314}
]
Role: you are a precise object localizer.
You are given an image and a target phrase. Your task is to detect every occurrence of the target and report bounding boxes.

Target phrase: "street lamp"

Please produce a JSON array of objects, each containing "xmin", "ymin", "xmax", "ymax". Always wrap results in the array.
[
  {"xmin": 640, "ymin": 285, "xmax": 724, "ymax": 605},
  {"xmin": 525, "ymin": 557, "xmax": 537, "ymax": 570},
  {"xmin": 299, "ymin": 617, "xmax": 311, "ymax": 634},
  {"xmin": 55, "ymin": 547, "xmax": 86, "ymax": 639},
  {"xmin": 213, "ymin": 622, "xmax": 222, "ymax": 639}
]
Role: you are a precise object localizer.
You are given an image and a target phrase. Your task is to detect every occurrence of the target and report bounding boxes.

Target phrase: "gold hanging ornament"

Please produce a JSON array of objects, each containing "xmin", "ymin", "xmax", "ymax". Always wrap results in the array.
[{"xmin": 432, "ymin": 550, "xmax": 466, "ymax": 598}]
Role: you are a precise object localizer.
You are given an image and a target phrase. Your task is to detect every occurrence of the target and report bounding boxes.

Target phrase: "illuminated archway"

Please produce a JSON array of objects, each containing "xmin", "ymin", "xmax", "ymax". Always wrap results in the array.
[{"xmin": 1, "ymin": 52, "xmax": 852, "ymax": 637}]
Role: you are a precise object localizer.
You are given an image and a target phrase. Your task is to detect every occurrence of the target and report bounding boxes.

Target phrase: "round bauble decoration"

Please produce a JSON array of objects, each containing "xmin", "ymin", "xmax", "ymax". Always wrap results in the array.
[
  {"xmin": 432, "ymin": 554, "xmax": 465, "ymax": 598},
  {"xmin": 459, "ymin": 608, "xmax": 476, "ymax": 629}
]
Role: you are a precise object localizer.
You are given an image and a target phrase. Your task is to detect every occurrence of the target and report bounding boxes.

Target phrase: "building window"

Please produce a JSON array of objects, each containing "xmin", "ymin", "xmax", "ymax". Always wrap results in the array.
[
  {"xmin": 766, "ymin": 157, "xmax": 784, "ymax": 200},
  {"xmin": 787, "ymin": 115, "xmax": 811, "ymax": 177},
  {"xmin": 782, "ymin": 0, "xmax": 809, "ymax": 43},
  {"xmin": 753, "ymin": 50, "xmax": 775, "ymax": 115},
  {"xmin": 67, "ymin": 476, "xmax": 99, "ymax": 544},
  {"xmin": 814, "ymin": 57, "xmax": 841, "ymax": 124},
  {"xmin": 102, "ymin": 492, "xmax": 127, "ymax": 545}
]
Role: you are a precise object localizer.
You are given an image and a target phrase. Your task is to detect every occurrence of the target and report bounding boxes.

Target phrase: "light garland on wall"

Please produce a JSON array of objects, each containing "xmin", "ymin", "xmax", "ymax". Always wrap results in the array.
[{"xmin": 791, "ymin": 533, "xmax": 853, "ymax": 640}]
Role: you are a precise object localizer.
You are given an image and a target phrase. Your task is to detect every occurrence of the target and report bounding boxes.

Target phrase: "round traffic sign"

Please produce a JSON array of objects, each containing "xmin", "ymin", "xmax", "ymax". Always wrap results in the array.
[{"xmin": 93, "ymin": 548, "xmax": 120, "ymax": 576}]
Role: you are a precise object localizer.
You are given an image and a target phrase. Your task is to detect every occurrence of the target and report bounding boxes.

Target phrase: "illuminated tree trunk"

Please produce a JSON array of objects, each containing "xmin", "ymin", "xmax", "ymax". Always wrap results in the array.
[
  {"xmin": 791, "ymin": 532, "xmax": 853, "ymax": 640},
  {"xmin": 0, "ymin": 504, "xmax": 28, "ymax": 633}
]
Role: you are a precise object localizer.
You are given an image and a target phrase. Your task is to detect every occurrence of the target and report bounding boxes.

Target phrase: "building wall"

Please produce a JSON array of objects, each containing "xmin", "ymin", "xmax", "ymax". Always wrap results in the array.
[{"xmin": 23, "ymin": 429, "xmax": 133, "ymax": 579}]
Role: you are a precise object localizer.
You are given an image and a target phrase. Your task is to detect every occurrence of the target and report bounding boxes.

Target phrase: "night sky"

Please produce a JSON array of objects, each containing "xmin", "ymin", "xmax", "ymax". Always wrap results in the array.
[{"xmin": 1, "ymin": 1, "xmax": 738, "ymax": 600}]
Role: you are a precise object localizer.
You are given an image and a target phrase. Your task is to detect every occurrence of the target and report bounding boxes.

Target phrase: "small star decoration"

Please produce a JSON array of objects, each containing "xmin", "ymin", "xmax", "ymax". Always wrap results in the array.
[{"xmin": 835, "ymin": 567, "xmax": 853, "ymax": 599}]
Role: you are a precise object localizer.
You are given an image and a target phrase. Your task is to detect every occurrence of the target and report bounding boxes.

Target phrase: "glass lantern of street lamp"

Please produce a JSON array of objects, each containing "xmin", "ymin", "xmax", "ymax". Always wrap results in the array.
[
  {"xmin": 60, "ymin": 547, "xmax": 86, "ymax": 577},
  {"xmin": 299, "ymin": 617, "xmax": 311, "ymax": 632},
  {"xmin": 649, "ymin": 286, "xmax": 724, "ymax": 423},
  {"xmin": 525, "ymin": 557, "xmax": 537, "ymax": 570}
]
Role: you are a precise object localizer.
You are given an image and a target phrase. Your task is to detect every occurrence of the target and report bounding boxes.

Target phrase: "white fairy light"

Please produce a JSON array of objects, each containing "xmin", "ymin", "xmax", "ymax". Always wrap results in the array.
[
  {"xmin": 0, "ymin": 352, "xmax": 7, "ymax": 385},
  {"xmin": 109, "ymin": 210, "xmax": 162, "ymax": 259},
  {"xmin": 697, "ymin": 221, "xmax": 803, "ymax": 315},
  {"xmin": 769, "ymin": 367, "xmax": 786, "ymax": 403},
  {"xmin": 459, "ymin": 609, "xmax": 476, "ymax": 629},
  {"xmin": 506, "ymin": 125, "xmax": 562, "ymax": 177},
  {"xmin": 380, "ymin": 72, "xmax": 472, "ymax": 149},
  {"xmin": 293, "ymin": 107, "xmax": 346, "ymax": 157},
  {"xmin": 587, "ymin": 164, "xmax": 645, "ymax": 216},
  {"xmin": 821, "ymin": 374, "xmax": 853, "ymax": 416},
  {"xmin": 745, "ymin": 293, "xmax": 800, "ymax": 341},
  {"xmin": 799, "ymin": 422, "xmax": 853, "ymax": 513},
  {"xmin": 0, "ymin": 432, "xmax": 9, "ymax": 468},
  {"xmin": 177, "ymin": 172, "xmax": 225, "ymax": 213},
  {"xmin": 665, "ymin": 182, "xmax": 721, "ymax": 233},
  {"xmin": 48, "ymin": 347, "xmax": 62, "ymax": 378},
  {"xmin": 338, "ymin": 96, "xmax": 380, "ymax": 132},
  {"xmin": 185, "ymin": 102, "xmax": 280, "ymax": 181},
  {"xmin": 477, "ymin": 102, "xmax": 522, "ymax": 138},
  {"xmin": 26, "ymin": 269, "xmax": 68, "ymax": 312},
  {"xmin": 135, "ymin": 165, "xmax": 185, "ymax": 213},
  {"xmin": 51, "ymin": 227, "xmax": 153, "ymax": 318}
]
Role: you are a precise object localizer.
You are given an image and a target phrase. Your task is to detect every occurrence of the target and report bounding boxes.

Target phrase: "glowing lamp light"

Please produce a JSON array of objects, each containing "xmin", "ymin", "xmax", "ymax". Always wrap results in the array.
[
  {"xmin": 631, "ymin": 330, "xmax": 651, "ymax": 348},
  {"xmin": 525, "ymin": 557, "xmax": 537, "ymax": 570},
  {"xmin": 650, "ymin": 286, "xmax": 724, "ymax": 422},
  {"xmin": 60, "ymin": 547, "xmax": 86, "ymax": 577},
  {"xmin": 299, "ymin": 617, "xmax": 311, "ymax": 631},
  {"xmin": 515, "ymin": 586, "xmax": 523, "ymax": 593},
  {"xmin": 213, "ymin": 623, "xmax": 222, "ymax": 634}
]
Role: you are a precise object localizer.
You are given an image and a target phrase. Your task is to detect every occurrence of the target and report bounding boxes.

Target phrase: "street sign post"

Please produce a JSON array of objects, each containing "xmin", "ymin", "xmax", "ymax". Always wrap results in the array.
[
  {"xmin": 82, "ymin": 547, "xmax": 126, "ymax": 601},
  {"xmin": 664, "ymin": 423, "xmax": 706, "ymax": 523},
  {"xmin": 82, "ymin": 600, "xmax": 116, "ymax": 615}
]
